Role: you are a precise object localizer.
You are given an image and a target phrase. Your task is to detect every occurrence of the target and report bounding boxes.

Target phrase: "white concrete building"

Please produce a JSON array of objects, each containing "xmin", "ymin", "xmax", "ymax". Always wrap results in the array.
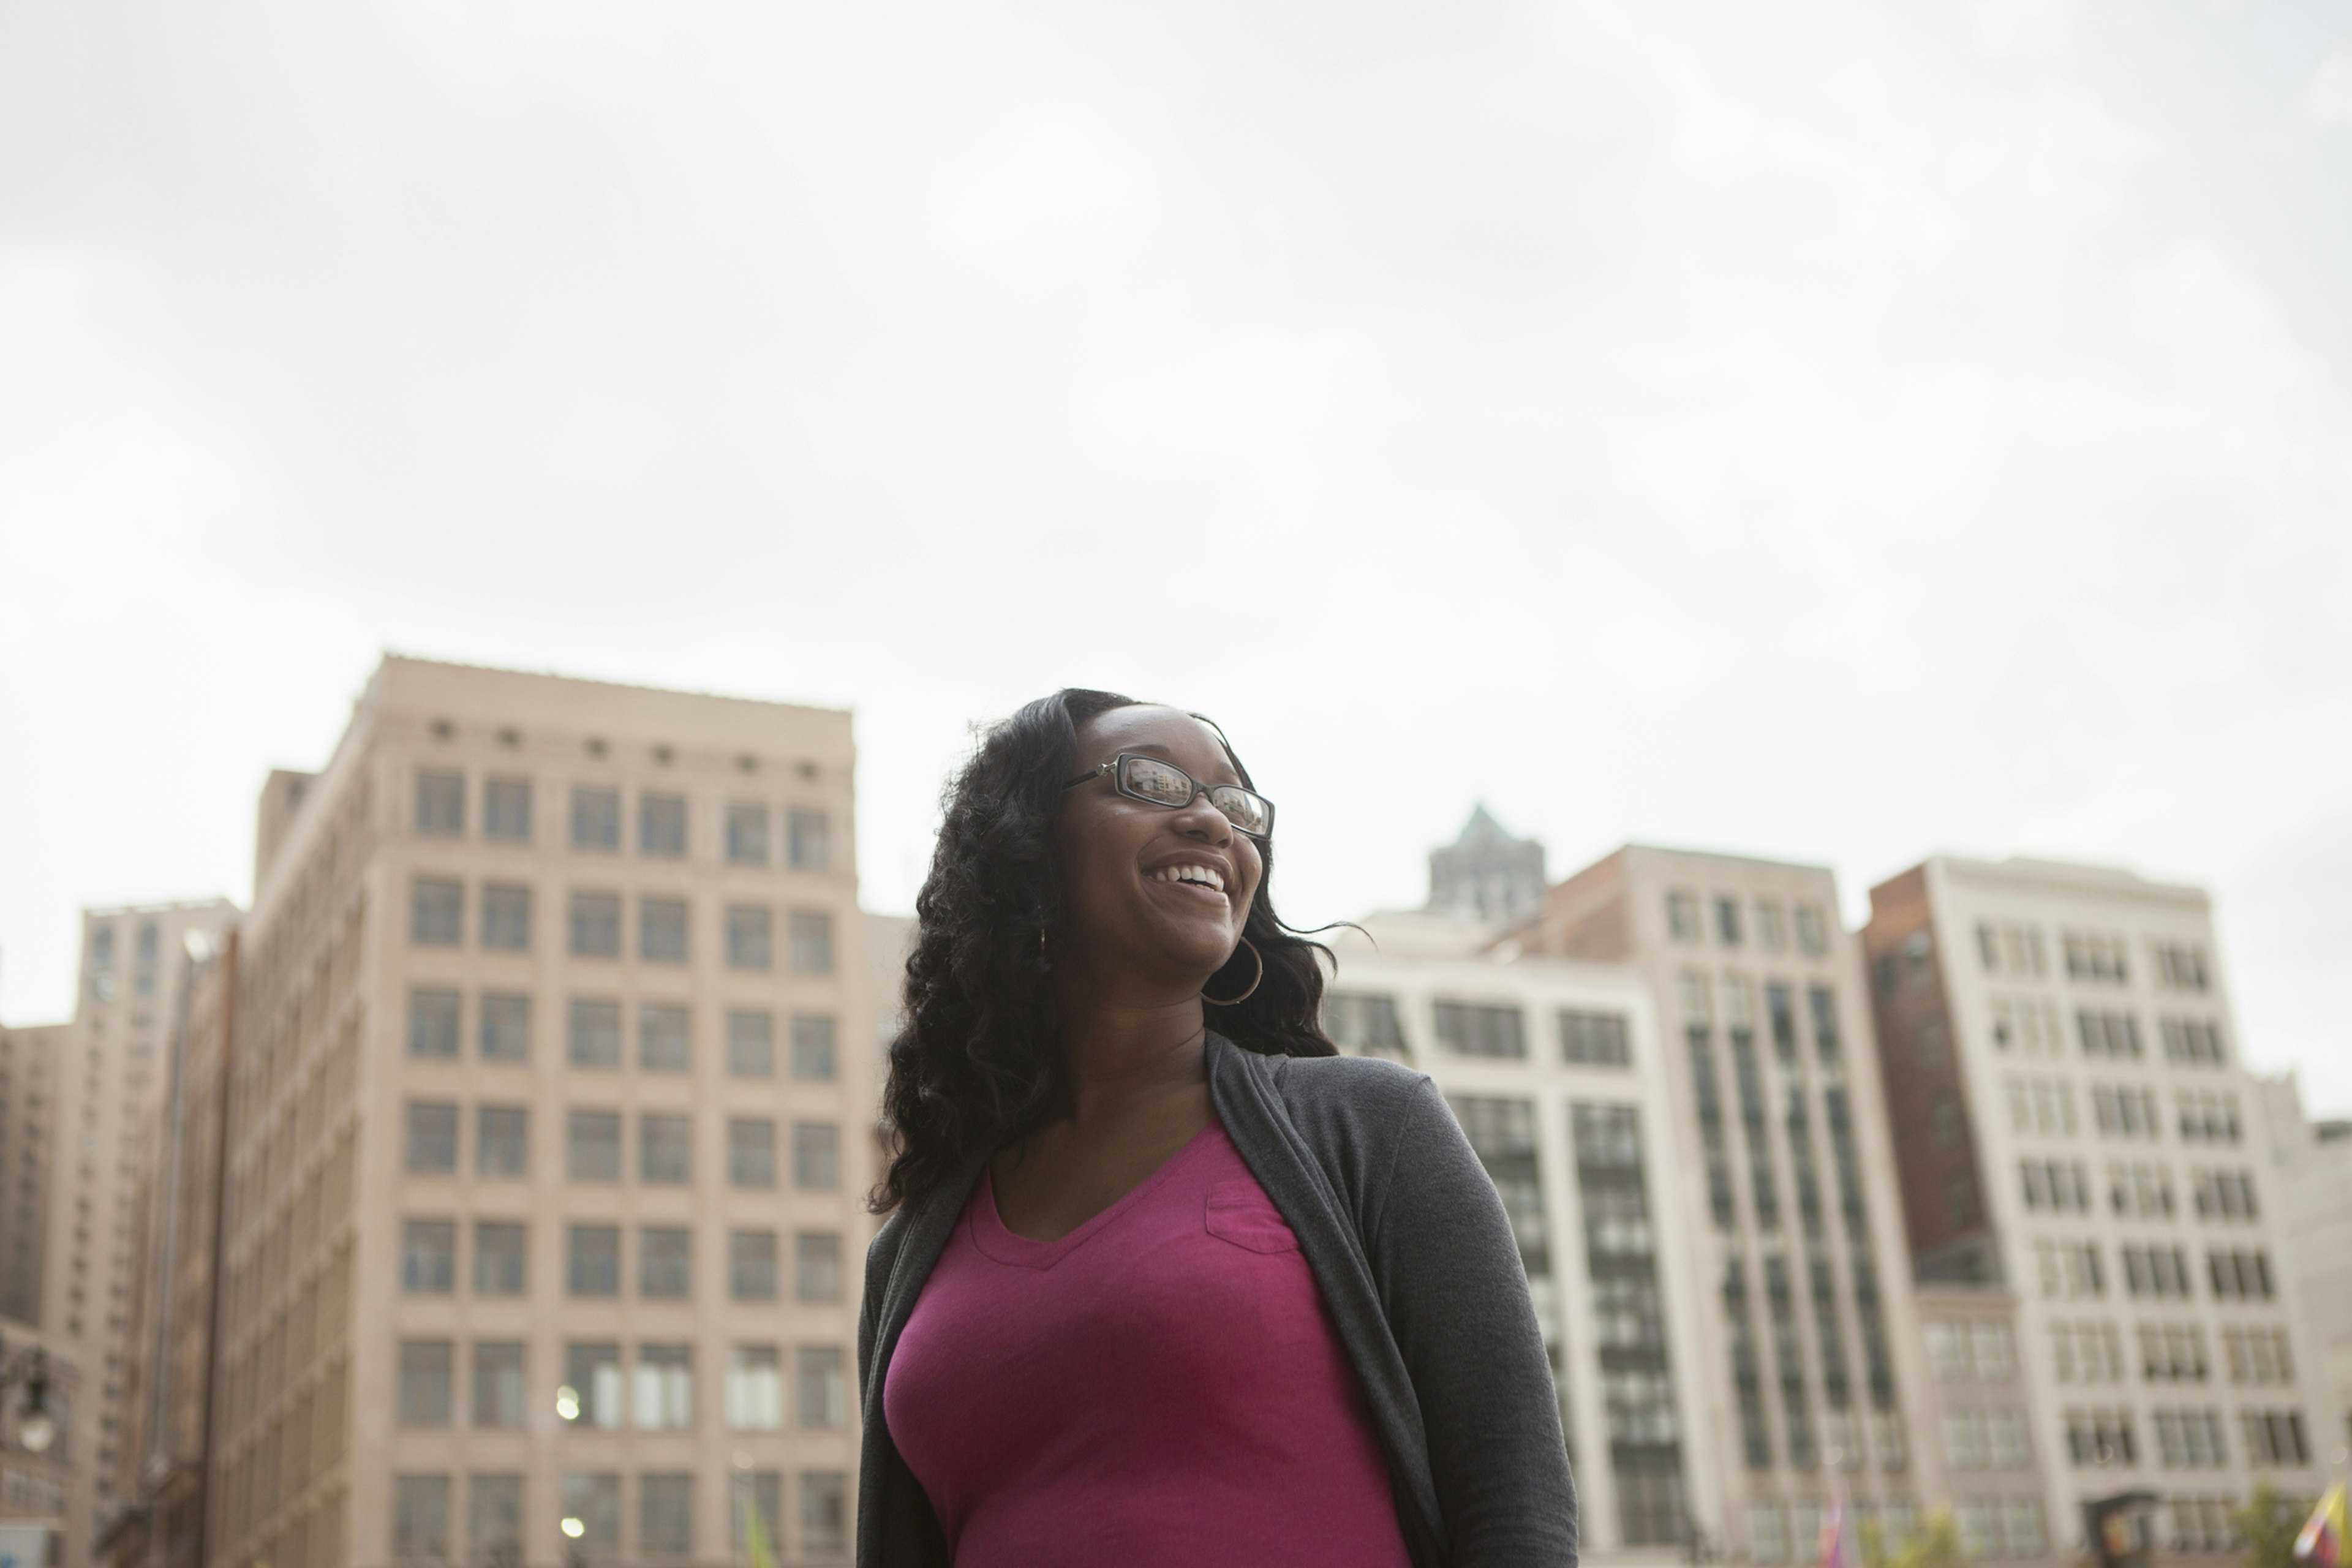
[
  {"xmin": 2250, "ymin": 1074, "xmax": 2352, "ymax": 1472},
  {"xmin": 1863, "ymin": 856, "xmax": 2326, "ymax": 1560}
]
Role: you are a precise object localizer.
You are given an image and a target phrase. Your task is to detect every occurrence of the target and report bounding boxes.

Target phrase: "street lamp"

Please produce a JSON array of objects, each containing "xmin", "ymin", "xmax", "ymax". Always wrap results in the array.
[{"xmin": 1, "ymin": 1340, "xmax": 57, "ymax": 1455}]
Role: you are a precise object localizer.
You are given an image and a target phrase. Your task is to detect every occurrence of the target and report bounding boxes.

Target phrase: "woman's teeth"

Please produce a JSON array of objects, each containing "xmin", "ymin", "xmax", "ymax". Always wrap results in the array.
[{"xmin": 1150, "ymin": 864, "xmax": 1226, "ymax": 893}]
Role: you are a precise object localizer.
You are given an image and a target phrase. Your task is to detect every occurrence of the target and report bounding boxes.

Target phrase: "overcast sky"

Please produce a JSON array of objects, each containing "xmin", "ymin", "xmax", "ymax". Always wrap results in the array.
[{"xmin": 3, "ymin": 0, "xmax": 2347, "ymax": 1108}]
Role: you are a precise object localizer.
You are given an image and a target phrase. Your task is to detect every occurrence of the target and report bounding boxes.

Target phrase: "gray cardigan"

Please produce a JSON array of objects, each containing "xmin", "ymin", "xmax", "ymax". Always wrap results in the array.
[{"xmin": 854, "ymin": 1032, "xmax": 1578, "ymax": 1567}]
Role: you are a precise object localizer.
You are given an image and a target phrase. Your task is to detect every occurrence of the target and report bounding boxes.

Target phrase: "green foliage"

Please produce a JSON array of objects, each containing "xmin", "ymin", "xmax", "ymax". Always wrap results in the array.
[
  {"xmin": 2234, "ymin": 1482, "xmax": 2305, "ymax": 1568},
  {"xmin": 1861, "ymin": 1508, "xmax": 1968, "ymax": 1568}
]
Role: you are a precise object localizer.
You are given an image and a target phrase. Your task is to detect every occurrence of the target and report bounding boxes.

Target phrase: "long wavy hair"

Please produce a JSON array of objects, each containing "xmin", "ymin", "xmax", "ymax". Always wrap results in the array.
[{"xmin": 873, "ymin": 688, "xmax": 1336, "ymax": 1215}]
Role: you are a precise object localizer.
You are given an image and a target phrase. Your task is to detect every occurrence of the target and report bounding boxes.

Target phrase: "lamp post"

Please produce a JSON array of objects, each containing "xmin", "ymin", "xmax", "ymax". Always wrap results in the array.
[{"xmin": 0, "ymin": 1337, "xmax": 58, "ymax": 1456}]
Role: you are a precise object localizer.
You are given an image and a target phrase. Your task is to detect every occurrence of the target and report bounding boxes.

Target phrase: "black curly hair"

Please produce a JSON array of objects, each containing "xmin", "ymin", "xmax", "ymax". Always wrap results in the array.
[{"xmin": 873, "ymin": 688, "xmax": 1336, "ymax": 1215}]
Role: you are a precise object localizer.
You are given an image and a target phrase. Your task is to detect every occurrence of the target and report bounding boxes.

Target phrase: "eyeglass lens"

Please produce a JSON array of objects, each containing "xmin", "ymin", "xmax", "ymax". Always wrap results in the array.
[{"xmin": 1115, "ymin": 755, "xmax": 1272, "ymax": 835}]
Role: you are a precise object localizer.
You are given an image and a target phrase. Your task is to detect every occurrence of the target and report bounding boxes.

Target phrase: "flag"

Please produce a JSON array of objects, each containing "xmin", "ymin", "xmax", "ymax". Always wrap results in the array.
[
  {"xmin": 741, "ymin": 1490, "xmax": 778, "ymax": 1568},
  {"xmin": 1819, "ymin": 1495, "xmax": 1858, "ymax": 1568},
  {"xmin": 2295, "ymin": 1484, "xmax": 2347, "ymax": 1568}
]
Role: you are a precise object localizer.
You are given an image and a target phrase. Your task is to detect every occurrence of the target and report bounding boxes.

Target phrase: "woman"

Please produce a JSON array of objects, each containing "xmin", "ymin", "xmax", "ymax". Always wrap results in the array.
[{"xmin": 859, "ymin": 688, "xmax": 1575, "ymax": 1567}]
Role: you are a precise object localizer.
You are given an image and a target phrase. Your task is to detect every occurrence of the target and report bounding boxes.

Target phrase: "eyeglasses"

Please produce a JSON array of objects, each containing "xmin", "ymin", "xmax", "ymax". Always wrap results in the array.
[{"xmin": 1062, "ymin": 753, "xmax": 1275, "ymax": 839}]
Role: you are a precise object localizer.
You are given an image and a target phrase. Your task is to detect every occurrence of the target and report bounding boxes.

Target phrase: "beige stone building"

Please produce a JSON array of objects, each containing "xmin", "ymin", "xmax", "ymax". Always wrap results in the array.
[
  {"xmin": 1, "ymin": 1023, "xmax": 66, "ymax": 1327},
  {"xmin": 1863, "ymin": 856, "xmax": 2326, "ymax": 1559},
  {"xmin": 205, "ymin": 656, "xmax": 875, "ymax": 1568},
  {"xmin": 2249, "ymin": 1074, "xmax": 2352, "ymax": 1471},
  {"xmin": 38, "ymin": 902, "xmax": 241, "ymax": 1568},
  {"xmin": 1510, "ymin": 846, "xmax": 1954, "ymax": 1563},
  {"xmin": 2, "ymin": 1317, "xmax": 81, "ymax": 1564}
]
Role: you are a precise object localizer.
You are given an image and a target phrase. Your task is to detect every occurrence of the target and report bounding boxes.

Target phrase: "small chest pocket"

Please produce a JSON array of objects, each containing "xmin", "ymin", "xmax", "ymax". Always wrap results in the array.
[{"xmin": 1204, "ymin": 1181, "xmax": 1302, "ymax": 1254}]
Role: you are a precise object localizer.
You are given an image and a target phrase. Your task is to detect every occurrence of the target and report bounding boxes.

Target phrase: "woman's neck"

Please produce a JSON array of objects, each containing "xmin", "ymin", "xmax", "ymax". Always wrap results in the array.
[{"xmin": 1052, "ymin": 976, "xmax": 1209, "ymax": 1129}]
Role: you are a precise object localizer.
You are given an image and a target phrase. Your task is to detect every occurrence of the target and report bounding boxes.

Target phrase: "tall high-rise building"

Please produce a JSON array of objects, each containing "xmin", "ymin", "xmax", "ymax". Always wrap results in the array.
[
  {"xmin": 1863, "ymin": 856, "xmax": 2326, "ymax": 1557},
  {"xmin": 1, "ymin": 1023, "xmax": 66, "ymax": 1325},
  {"xmin": 203, "ymin": 657, "xmax": 874, "ymax": 1568},
  {"xmin": 42, "ymin": 900, "xmax": 241, "ymax": 1568},
  {"xmin": 1510, "ymin": 847, "xmax": 1951, "ymax": 1563}
]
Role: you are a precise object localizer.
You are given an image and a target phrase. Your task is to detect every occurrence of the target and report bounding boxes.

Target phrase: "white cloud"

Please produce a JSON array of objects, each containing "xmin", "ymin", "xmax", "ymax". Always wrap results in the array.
[{"xmin": 2305, "ymin": 48, "xmax": 2352, "ymax": 127}]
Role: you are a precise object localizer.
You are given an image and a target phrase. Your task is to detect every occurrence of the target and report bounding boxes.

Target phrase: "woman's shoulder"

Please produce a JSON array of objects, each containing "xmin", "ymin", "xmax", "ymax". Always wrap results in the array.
[{"xmin": 1218, "ymin": 1039, "xmax": 1455, "ymax": 1178}]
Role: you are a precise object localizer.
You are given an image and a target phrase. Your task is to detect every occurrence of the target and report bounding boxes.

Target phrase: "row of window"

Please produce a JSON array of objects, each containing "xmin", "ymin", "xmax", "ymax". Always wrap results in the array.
[
  {"xmin": 1940, "ymin": 1406, "xmax": 2032, "ymax": 1471},
  {"xmin": 1922, "ymin": 1320, "xmax": 2016, "ymax": 1383},
  {"xmin": 410, "ymin": 881, "xmax": 837, "ymax": 972},
  {"xmin": 2074, "ymin": 1009, "xmax": 2231, "ymax": 1067},
  {"xmin": 1974, "ymin": 923, "xmax": 2212, "ymax": 995},
  {"xmin": 393, "ymin": 1340, "xmax": 847, "ymax": 1433},
  {"xmin": 1323, "ymin": 994, "xmax": 1635, "ymax": 1066},
  {"xmin": 2063, "ymin": 1407, "xmax": 2309, "ymax": 1468},
  {"xmin": 2014, "ymin": 1158, "xmax": 2260, "ymax": 1222},
  {"xmin": 416, "ymin": 770, "xmax": 831, "ymax": 870},
  {"xmin": 2011, "ymin": 1078, "xmax": 2244, "ymax": 1144},
  {"xmin": 398, "ymin": 1221, "xmax": 842, "ymax": 1303},
  {"xmin": 1666, "ymin": 892, "xmax": 1831, "ymax": 956},
  {"xmin": 402, "ymin": 1102, "xmax": 839, "ymax": 1190},
  {"xmin": 390, "ymin": 1468, "xmax": 847, "ymax": 1563},
  {"xmin": 408, "ymin": 990, "xmax": 839, "ymax": 1080},
  {"xmin": 2048, "ymin": 1321, "xmax": 2294, "ymax": 1387},
  {"xmin": 2031, "ymin": 1239, "xmax": 2275, "ymax": 1302}
]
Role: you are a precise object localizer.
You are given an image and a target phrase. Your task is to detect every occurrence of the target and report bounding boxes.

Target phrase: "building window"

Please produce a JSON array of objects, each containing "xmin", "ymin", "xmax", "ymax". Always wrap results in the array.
[
  {"xmin": 568, "ymin": 998, "xmax": 622, "ymax": 1067},
  {"xmin": 639, "ymin": 1003, "xmax": 692, "ymax": 1071},
  {"xmin": 1559, "ymin": 1010, "xmax": 1630, "ymax": 1066},
  {"xmin": 2207, "ymin": 1248, "xmax": 2275, "ymax": 1300},
  {"xmin": 1325, "ymin": 992, "xmax": 1408, "ymax": 1056},
  {"xmin": 393, "ymin": 1474, "xmax": 453, "ymax": 1561},
  {"xmin": 410, "ymin": 987, "xmax": 462, "ymax": 1058},
  {"xmin": 2153, "ymin": 942, "xmax": 2211, "ymax": 992},
  {"xmin": 792, "ymin": 1122, "xmax": 839, "ymax": 1191},
  {"xmin": 728, "ymin": 1010, "xmax": 775, "ymax": 1077},
  {"xmin": 641, "ymin": 1227, "xmax": 692, "ymax": 1299},
  {"xmin": 1714, "ymin": 896, "xmax": 1743, "ymax": 946},
  {"xmin": 726, "ymin": 802, "xmax": 769, "ymax": 865},
  {"xmin": 473, "ymin": 1342, "xmax": 526, "ymax": 1428},
  {"xmin": 467, "ymin": 1474, "xmax": 523, "ymax": 1566},
  {"xmin": 399, "ymin": 1340, "xmax": 454, "ymax": 1427},
  {"xmin": 561, "ymin": 1345, "xmax": 622, "ymax": 1430},
  {"xmin": 2062, "ymin": 930, "xmax": 2131, "ymax": 983},
  {"xmin": 417, "ymin": 771, "xmax": 467, "ymax": 835},
  {"xmin": 639, "ymin": 897, "xmax": 690, "ymax": 963},
  {"xmin": 729, "ymin": 1119, "xmax": 777, "ymax": 1188},
  {"xmin": 2241, "ymin": 1411, "xmax": 2310, "ymax": 1466},
  {"xmin": 568, "ymin": 892, "xmax": 621, "ymax": 958},
  {"xmin": 403, "ymin": 1219, "xmax": 457, "ymax": 1292},
  {"xmin": 407, "ymin": 1101, "xmax": 460, "ymax": 1174},
  {"xmin": 2076, "ymin": 1009, "xmax": 2144, "ymax": 1059},
  {"xmin": 787, "ymin": 808, "xmax": 829, "ymax": 870},
  {"xmin": 477, "ymin": 1106, "xmax": 529, "ymax": 1178},
  {"xmin": 787, "ymin": 910, "xmax": 834, "ymax": 974},
  {"xmin": 1807, "ymin": 986, "xmax": 1840, "ymax": 1063},
  {"xmin": 571, "ymin": 788, "xmax": 620, "ymax": 851},
  {"xmin": 1433, "ymin": 1001, "xmax": 1526, "ymax": 1058},
  {"xmin": 639, "ymin": 793, "xmax": 688, "ymax": 858},
  {"xmin": 479, "ymin": 992, "xmax": 530, "ymax": 1061},
  {"xmin": 559, "ymin": 1473, "xmax": 622, "ymax": 1557},
  {"xmin": 483, "ymin": 777, "xmax": 532, "ymax": 842},
  {"xmin": 475, "ymin": 1221, "xmax": 527, "ymax": 1295},
  {"xmin": 638, "ymin": 1474, "xmax": 693, "ymax": 1559},
  {"xmin": 731, "ymin": 1229, "xmax": 778, "ymax": 1302},
  {"xmin": 799, "ymin": 1474, "xmax": 848, "ymax": 1560},
  {"xmin": 641, "ymin": 1115, "xmax": 692, "ymax": 1183},
  {"xmin": 791, "ymin": 1014, "xmax": 837, "ymax": 1080},
  {"xmin": 726, "ymin": 1346, "xmax": 784, "ymax": 1430},
  {"xmin": 568, "ymin": 1111, "xmax": 622, "ymax": 1182},
  {"xmin": 413, "ymin": 878, "xmax": 464, "ymax": 945},
  {"xmin": 481, "ymin": 884, "xmax": 533, "ymax": 951},
  {"xmin": 794, "ymin": 1232, "xmax": 842, "ymax": 1302},
  {"xmin": 2160, "ymin": 1017, "xmax": 2228, "ymax": 1066},
  {"xmin": 635, "ymin": 1346, "xmax": 693, "ymax": 1431},
  {"xmin": 1449, "ymin": 1095, "xmax": 1547, "ymax": 1275},
  {"xmin": 796, "ymin": 1346, "xmax": 848, "ymax": 1430},
  {"xmin": 567, "ymin": 1225, "xmax": 621, "ymax": 1297},
  {"xmin": 725, "ymin": 905, "xmax": 773, "ymax": 971},
  {"xmin": 1755, "ymin": 901, "xmax": 1787, "ymax": 951},
  {"xmin": 1793, "ymin": 903, "xmax": 1827, "ymax": 955},
  {"xmin": 1666, "ymin": 891, "xmax": 1700, "ymax": 942}
]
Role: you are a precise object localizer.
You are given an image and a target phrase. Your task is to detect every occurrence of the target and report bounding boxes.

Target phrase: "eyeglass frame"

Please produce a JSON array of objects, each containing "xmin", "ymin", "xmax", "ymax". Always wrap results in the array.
[{"xmin": 1060, "ymin": 752, "xmax": 1276, "ymax": 840}]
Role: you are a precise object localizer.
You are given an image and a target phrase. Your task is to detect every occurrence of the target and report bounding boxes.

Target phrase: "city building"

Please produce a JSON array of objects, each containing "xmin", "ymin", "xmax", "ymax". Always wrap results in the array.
[
  {"xmin": 1504, "ymin": 846, "xmax": 1953, "ymax": 1562},
  {"xmin": 0, "ymin": 1023, "xmax": 66, "ymax": 1325},
  {"xmin": 1863, "ymin": 856, "xmax": 2326, "ymax": 1558},
  {"xmin": 2250, "ymin": 1074, "xmax": 2352, "ymax": 1471},
  {"xmin": 1425, "ymin": 805, "xmax": 1548, "ymax": 926},
  {"xmin": 203, "ymin": 657, "xmax": 876, "ymax": 1568},
  {"xmin": 104, "ymin": 929, "xmax": 239, "ymax": 1568},
  {"xmin": 40, "ymin": 902, "xmax": 241, "ymax": 1568}
]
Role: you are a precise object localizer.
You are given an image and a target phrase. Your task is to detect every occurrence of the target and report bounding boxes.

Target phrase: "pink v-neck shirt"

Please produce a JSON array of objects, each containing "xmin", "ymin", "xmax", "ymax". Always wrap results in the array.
[{"xmin": 882, "ymin": 1120, "xmax": 1413, "ymax": 1567}]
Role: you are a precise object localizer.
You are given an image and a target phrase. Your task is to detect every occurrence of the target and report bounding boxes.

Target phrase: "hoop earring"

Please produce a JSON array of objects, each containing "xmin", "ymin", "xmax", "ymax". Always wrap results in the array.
[{"xmin": 1202, "ymin": 937, "xmax": 1264, "ymax": 1006}]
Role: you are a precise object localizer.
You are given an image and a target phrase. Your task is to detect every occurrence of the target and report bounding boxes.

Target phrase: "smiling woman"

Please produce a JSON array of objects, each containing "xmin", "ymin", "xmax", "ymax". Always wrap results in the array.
[{"xmin": 859, "ymin": 689, "xmax": 1577, "ymax": 1568}]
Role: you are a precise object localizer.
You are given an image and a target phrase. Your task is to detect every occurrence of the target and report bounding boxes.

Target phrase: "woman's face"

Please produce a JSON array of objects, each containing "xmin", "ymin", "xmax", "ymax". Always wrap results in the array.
[{"xmin": 1052, "ymin": 705, "xmax": 1265, "ymax": 987}]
